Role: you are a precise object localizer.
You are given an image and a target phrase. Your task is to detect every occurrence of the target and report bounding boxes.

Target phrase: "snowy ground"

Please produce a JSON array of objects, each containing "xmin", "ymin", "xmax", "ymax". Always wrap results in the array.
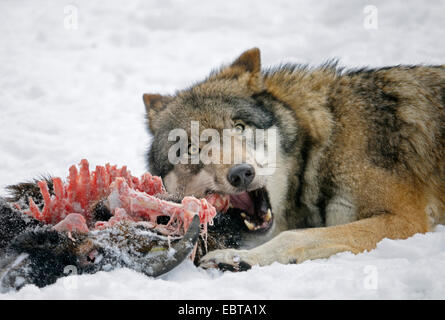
[{"xmin": 0, "ymin": 0, "xmax": 444, "ymax": 299}]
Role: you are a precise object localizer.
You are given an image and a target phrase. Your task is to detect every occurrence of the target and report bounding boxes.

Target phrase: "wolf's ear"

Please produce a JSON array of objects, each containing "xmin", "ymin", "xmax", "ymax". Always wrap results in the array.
[
  {"xmin": 217, "ymin": 48, "xmax": 263, "ymax": 92},
  {"xmin": 231, "ymin": 47, "xmax": 261, "ymax": 74},
  {"xmin": 143, "ymin": 93, "xmax": 171, "ymax": 133}
]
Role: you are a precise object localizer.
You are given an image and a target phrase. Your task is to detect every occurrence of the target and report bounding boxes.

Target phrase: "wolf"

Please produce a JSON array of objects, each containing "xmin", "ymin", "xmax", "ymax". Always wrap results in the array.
[{"xmin": 143, "ymin": 48, "xmax": 445, "ymax": 270}]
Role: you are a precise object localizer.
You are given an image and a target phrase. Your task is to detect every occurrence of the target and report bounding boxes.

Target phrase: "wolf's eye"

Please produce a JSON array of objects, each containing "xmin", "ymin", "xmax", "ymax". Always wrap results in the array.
[
  {"xmin": 234, "ymin": 123, "xmax": 245, "ymax": 133},
  {"xmin": 188, "ymin": 144, "xmax": 200, "ymax": 156}
]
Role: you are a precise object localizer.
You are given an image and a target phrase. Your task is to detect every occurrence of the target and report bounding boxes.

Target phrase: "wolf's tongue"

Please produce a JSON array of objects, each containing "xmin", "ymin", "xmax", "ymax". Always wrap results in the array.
[{"xmin": 230, "ymin": 192, "xmax": 254, "ymax": 216}]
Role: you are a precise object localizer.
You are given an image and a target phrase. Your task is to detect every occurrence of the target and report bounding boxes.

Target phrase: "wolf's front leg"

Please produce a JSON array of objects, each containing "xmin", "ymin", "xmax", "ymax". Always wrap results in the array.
[
  {"xmin": 199, "ymin": 229, "xmax": 353, "ymax": 270},
  {"xmin": 199, "ymin": 210, "xmax": 429, "ymax": 270}
]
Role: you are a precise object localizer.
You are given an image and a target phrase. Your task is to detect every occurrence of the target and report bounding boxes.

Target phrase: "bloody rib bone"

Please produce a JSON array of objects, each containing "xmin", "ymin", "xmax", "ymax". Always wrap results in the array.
[{"xmin": 23, "ymin": 159, "xmax": 218, "ymax": 237}]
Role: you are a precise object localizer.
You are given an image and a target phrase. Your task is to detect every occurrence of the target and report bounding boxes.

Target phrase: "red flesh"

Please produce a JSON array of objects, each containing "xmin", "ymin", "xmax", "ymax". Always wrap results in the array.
[{"xmin": 22, "ymin": 159, "xmax": 223, "ymax": 237}]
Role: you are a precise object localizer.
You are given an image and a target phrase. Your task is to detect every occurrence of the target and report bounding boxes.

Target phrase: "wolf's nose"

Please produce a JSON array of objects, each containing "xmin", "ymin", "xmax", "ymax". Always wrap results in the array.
[{"xmin": 228, "ymin": 164, "xmax": 255, "ymax": 189}]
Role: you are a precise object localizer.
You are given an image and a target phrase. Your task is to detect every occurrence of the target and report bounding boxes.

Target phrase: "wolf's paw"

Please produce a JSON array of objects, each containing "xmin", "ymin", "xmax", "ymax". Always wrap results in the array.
[{"xmin": 199, "ymin": 249, "xmax": 257, "ymax": 272}]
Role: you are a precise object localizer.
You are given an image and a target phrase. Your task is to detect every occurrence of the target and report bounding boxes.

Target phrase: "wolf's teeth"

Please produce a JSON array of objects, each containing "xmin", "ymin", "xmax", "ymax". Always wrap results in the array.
[
  {"xmin": 240, "ymin": 212, "xmax": 247, "ymax": 218},
  {"xmin": 244, "ymin": 219, "xmax": 255, "ymax": 231},
  {"xmin": 265, "ymin": 209, "xmax": 272, "ymax": 221}
]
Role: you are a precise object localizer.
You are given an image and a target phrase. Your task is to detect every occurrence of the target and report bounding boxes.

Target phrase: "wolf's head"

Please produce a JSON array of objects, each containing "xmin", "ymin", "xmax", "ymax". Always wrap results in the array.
[{"xmin": 143, "ymin": 49, "xmax": 302, "ymax": 247}]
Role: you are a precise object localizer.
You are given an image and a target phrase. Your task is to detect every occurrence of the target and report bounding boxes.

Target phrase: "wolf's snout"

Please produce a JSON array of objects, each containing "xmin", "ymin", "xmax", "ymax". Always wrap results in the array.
[{"xmin": 227, "ymin": 164, "xmax": 255, "ymax": 189}]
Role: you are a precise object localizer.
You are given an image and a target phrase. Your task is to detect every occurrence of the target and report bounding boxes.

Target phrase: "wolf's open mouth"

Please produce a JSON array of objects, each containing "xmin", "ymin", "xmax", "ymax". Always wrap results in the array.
[{"xmin": 223, "ymin": 188, "xmax": 273, "ymax": 232}]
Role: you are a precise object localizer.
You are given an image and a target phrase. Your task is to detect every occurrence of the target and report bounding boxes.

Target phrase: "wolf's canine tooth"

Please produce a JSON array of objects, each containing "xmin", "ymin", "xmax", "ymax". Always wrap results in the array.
[
  {"xmin": 244, "ymin": 219, "xmax": 255, "ymax": 231},
  {"xmin": 265, "ymin": 209, "xmax": 272, "ymax": 222},
  {"xmin": 240, "ymin": 212, "xmax": 247, "ymax": 218}
]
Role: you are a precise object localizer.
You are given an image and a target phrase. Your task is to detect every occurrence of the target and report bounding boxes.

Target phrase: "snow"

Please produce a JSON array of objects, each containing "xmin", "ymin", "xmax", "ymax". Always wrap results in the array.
[
  {"xmin": 2, "ymin": 226, "xmax": 445, "ymax": 299},
  {"xmin": 0, "ymin": 0, "xmax": 444, "ymax": 299}
]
